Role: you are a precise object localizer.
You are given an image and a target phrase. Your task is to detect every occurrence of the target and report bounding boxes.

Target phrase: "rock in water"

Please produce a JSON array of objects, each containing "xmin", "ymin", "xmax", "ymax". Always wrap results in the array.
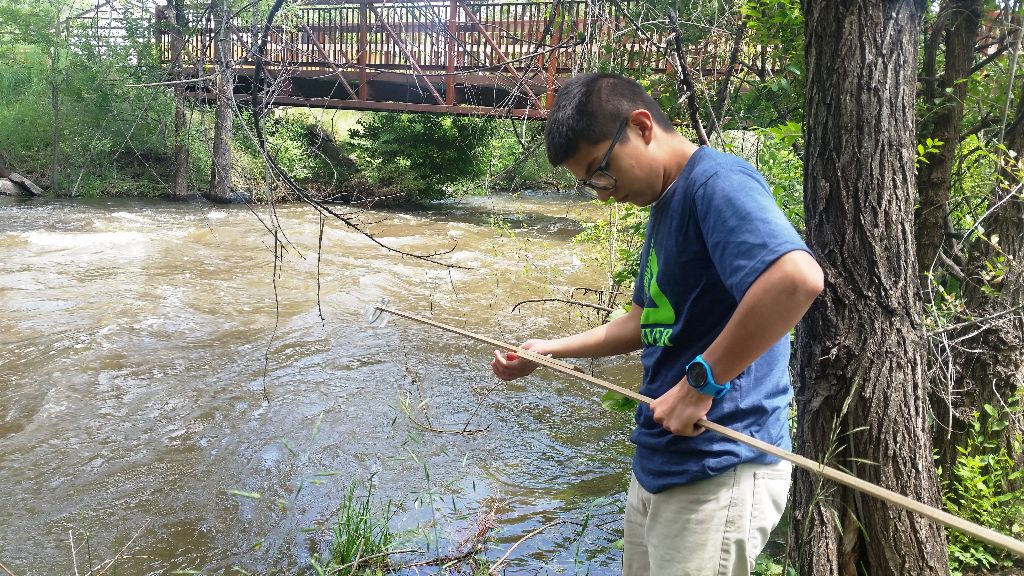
[
  {"xmin": 7, "ymin": 173, "xmax": 44, "ymax": 196},
  {"xmin": 0, "ymin": 178, "xmax": 23, "ymax": 196}
]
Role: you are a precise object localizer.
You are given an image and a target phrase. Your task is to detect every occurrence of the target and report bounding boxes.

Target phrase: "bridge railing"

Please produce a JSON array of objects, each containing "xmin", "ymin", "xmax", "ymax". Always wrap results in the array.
[
  {"xmin": 154, "ymin": 0, "xmax": 686, "ymax": 75},
  {"xmin": 68, "ymin": 0, "xmax": 790, "ymax": 113}
]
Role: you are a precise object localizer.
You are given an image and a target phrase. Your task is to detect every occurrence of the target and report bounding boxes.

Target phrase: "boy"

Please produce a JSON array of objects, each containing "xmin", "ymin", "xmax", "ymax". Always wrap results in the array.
[{"xmin": 491, "ymin": 73, "xmax": 823, "ymax": 575}]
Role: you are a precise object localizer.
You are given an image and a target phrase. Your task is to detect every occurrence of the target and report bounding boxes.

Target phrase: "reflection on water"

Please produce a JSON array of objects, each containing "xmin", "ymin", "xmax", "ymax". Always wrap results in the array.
[{"xmin": 0, "ymin": 195, "xmax": 643, "ymax": 574}]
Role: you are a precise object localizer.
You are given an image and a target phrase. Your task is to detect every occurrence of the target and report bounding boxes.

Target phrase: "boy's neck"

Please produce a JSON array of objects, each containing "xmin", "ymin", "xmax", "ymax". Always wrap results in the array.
[{"xmin": 660, "ymin": 135, "xmax": 701, "ymax": 195}]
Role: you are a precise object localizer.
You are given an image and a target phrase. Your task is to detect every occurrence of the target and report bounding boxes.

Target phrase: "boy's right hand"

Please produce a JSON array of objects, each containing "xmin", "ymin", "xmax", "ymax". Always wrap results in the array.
[{"xmin": 491, "ymin": 339, "xmax": 552, "ymax": 381}]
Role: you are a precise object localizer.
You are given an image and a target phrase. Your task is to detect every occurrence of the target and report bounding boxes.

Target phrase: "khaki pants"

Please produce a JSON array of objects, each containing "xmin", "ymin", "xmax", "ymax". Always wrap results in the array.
[{"xmin": 623, "ymin": 460, "xmax": 791, "ymax": 576}]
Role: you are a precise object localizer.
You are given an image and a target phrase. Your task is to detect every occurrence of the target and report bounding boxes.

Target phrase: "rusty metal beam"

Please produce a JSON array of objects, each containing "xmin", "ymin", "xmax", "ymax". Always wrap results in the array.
[
  {"xmin": 358, "ymin": 3, "xmax": 368, "ymax": 99},
  {"xmin": 366, "ymin": 3, "xmax": 446, "ymax": 106},
  {"xmin": 192, "ymin": 92, "xmax": 547, "ymax": 118},
  {"xmin": 301, "ymin": 23, "xmax": 359, "ymax": 101},
  {"xmin": 545, "ymin": 3, "xmax": 561, "ymax": 109},
  {"xmin": 458, "ymin": 1, "xmax": 543, "ymax": 111},
  {"xmin": 445, "ymin": 0, "xmax": 456, "ymax": 105}
]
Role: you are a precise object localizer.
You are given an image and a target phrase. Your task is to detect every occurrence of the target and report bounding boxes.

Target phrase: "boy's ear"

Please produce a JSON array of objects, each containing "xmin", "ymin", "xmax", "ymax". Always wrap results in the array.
[{"xmin": 628, "ymin": 109, "xmax": 656, "ymax": 145}]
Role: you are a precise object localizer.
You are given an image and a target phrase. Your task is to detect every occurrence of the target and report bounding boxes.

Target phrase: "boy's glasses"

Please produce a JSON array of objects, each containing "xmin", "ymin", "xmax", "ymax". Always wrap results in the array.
[{"xmin": 576, "ymin": 118, "xmax": 628, "ymax": 195}]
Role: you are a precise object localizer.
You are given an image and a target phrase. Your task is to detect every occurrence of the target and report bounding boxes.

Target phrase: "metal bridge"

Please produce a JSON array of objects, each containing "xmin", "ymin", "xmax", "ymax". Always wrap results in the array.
[{"xmin": 80, "ymin": 0, "xmax": 745, "ymax": 118}]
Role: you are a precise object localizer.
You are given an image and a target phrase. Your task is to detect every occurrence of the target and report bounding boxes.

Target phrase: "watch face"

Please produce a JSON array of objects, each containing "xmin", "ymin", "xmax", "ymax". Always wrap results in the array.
[{"xmin": 687, "ymin": 361, "xmax": 708, "ymax": 388}]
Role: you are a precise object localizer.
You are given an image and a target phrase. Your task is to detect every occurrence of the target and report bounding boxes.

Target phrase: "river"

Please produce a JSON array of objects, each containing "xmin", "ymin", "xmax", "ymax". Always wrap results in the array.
[{"xmin": 0, "ymin": 194, "xmax": 644, "ymax": 575}]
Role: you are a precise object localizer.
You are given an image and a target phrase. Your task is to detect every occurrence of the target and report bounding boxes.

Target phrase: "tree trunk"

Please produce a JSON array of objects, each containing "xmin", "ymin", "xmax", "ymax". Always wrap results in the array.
[
  {"xmin": 955, "ymin": 86, "xmax": 1024, "ymax": 468},
  {"xmin": 915, "ymin": 0, "xmax": 981, "ymax": 285},
  {"xmin": 49, "ymin": 14, "xmax": 62, "ymax": 195},
  {"xmin": 171, "ymin": 0, "xmax": 191, "ymax": 201},
  {"xmin": 793, "ymin": 2, "xmax": 950, "ymax": 575},
  {"xmin": 712, "ymin": 16, "xmax": 748, "ymax": 123},
  {"xmin": 208, "ymin": 0, "xmax": 234, "ymax": 204}
]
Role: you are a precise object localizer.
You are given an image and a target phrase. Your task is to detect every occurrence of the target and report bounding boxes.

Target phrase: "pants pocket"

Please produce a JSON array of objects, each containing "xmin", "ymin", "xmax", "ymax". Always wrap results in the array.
[{"xmin": 746, "ymin": 463, "xmax": 792, "ymax": 563}]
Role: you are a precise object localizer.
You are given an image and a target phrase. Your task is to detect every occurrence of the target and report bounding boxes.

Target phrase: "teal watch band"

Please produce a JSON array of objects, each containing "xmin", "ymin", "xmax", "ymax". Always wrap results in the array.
[{"xmin": 686, "ymin": 355, "xmax": 731, "ymax": 398}]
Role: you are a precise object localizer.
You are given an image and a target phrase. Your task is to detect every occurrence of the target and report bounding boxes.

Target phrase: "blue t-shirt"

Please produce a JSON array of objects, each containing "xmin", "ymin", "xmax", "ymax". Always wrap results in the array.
[{"xmin": 630, "ymin": 146, "xmax": 811, "ymax": 493}]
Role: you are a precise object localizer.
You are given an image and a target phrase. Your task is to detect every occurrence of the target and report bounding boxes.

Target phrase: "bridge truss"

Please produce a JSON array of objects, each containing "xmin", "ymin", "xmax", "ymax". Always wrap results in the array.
[{"xmin": 77, "ymin": 0, "xmax": 755, "ymax": 118}]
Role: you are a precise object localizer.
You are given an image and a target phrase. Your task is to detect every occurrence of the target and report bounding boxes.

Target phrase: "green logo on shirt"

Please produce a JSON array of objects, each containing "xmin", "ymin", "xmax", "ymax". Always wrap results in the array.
[{"xmin": 640, "ymin": 246, "xmax": 675, "ymax": 346}]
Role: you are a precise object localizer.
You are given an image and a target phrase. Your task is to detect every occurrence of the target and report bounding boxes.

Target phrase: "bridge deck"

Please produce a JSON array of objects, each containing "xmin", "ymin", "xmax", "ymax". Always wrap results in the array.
[{"xmin": 79, "ymin": 0, "xmax": 770, "ymax": 117}]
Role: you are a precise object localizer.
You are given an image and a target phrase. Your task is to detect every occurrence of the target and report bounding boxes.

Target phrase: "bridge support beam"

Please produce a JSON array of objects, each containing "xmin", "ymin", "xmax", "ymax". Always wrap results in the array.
[
  {"xmin": 367, "ymin": 4, "xmax": 446, "ymax": 106},
  {"xmin": 459, "ymin": 1, "xmax": 543, "ymax": 110},
  {"xmin": 302, "ymin": 23, "xmax": 359, "ymax": 101}
]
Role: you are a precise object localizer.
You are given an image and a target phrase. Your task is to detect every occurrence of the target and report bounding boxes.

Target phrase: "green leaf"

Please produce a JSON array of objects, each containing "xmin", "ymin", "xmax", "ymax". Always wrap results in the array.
[
  {"xmin": 601, "ymin": 390, "xmax": 638, "ymax": 413},
  {"xmin": 607, "ymin": 307, "xmax": 629, "ymax": 322},
  {"xmin": 227, "ymin": 489, "xmax": 261, "ymax": 499}
]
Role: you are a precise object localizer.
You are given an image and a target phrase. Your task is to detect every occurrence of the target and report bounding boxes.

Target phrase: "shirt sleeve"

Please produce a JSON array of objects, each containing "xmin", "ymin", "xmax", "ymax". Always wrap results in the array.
[
  {"xmin": 694, "ymin": 166, "xmax": 811, "ymax": 302},
  {"xmin": 632, "ymin": 272, "xmax": 643, "ymax": 306}
]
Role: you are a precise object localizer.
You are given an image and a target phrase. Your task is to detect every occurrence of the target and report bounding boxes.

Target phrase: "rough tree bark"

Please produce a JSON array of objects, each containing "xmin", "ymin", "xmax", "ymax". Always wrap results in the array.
[
  {"xmin": 792, "ymin": 1, "xmax": 950, "ymax": 575},
  {"xmin": 49, "ymin": 12, "xmax": 62, "ymax": 195},
  {"xmin": 171, "ymin": 0, "xmax": 191, "ymax": 201},
  {"xmin": 915, "ymin": 0, "xmax": 981, "ymax": 286},
  {"xmin": 208, "ymin": 0, "xmax": 234, "ymax": 203},
  {"xmin": 712, "ymin": 15, "xmax": 748, "ymax": 123},
  {"xmin": 956, "ymin": 86, "xmax": 1024, "ymax": 465}
]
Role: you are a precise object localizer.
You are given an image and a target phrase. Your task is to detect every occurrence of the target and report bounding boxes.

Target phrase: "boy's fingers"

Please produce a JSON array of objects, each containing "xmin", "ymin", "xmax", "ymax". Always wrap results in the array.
[{"xmin": 494, "ymin": 350, "xmax": 521, "ymax": 363}]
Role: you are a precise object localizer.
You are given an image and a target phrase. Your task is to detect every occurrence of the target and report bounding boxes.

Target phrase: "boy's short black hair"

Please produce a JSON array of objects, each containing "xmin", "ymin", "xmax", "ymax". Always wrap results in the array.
[{"xmin": 544, "ymin": 73, "xmax": 675, "ymax": 167}]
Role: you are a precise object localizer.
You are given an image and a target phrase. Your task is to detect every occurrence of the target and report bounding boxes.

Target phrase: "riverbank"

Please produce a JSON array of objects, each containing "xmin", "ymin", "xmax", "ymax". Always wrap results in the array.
[{"xmin": 0, "ymin": 40, "xmax": 569, "ymax": 206}]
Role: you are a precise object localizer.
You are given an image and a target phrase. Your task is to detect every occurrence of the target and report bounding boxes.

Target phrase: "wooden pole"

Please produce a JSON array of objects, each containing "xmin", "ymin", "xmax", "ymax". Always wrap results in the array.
[{"xmin": 373, "ymin": 304, "xmax": 1024, "ymax": 560}]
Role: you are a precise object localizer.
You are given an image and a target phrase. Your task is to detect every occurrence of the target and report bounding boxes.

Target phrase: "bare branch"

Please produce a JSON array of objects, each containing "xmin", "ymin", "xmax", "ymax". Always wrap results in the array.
[
  {"xmin": 511, "ymin": 297, "xmax": 614, "ymax": 313},
  {"xmin": 928, "ymin": 303, "xmax": 1024, "ymax": 336},
  {"xmin": 488, "ymin": 520, "xmax": 566, "ymax": 574}
]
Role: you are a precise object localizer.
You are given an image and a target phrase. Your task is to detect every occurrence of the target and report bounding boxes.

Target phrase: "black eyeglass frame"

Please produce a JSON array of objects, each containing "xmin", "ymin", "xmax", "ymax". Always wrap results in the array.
[{"xmin": 576, "ymin": 118, "xmax": 629, "ymax": 194}]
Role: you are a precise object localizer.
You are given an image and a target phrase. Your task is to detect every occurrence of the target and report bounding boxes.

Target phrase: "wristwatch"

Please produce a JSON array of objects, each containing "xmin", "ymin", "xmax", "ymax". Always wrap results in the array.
[{"xmin": 685, "ymin": 355, "xmax": 731, "ymax": 398}]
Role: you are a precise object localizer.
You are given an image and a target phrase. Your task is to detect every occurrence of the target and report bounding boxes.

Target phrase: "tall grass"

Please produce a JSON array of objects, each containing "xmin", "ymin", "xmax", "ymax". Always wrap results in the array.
[{"xmin": 317, "ymin": 480, "xmax": 396, "ymax": 576}]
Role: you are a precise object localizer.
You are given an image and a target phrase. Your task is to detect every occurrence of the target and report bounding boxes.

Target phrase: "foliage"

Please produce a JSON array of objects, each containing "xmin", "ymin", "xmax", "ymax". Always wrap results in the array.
[
  {"xmin": 348, "ymin": 112, "xmax": 496, "ymax": 202},
  {"xmin": 312, "ymin": 480, "xmax": 397, "ymax": 576},
  {"xmin": 601, "ymin": 390, "xmax": 638, "ymax": 413},
  {"xmin": 942, "ymin": 402, "xmax": 1024, "ymax": 575},
  {"xmin": 916, "ymin": 137, "xmax": 945, "ymax": 168},
  {"xmin": 0, "ymin": 2, "xmax": 175, "ymax": 197},
  {"xmin": 753, "ymin": 124, "xmax": 805, "ymax": 231},
  {"xmin": 230, "ymin": 109, "xmax": 359, "ymax": 200},
  {"xmin": 729, "ymin": 0, "xmax": 805, "ymax": 128},
  {"xmin": 572, "ymin": 201, "xmax": 649, "ymax": 289},
  {"xmin": 752, "ymin": 555, "xmax": 795, "ymax": 576},
  {"xmin": 488, "ymin": 120, "xmax": 575, "ymax": 192}
]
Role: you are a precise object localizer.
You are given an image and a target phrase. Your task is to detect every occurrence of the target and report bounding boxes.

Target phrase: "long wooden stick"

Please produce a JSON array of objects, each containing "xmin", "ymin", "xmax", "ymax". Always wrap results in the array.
[{"xmin": 374, "ymin": 304, "xmax": 1024, "ymax": 558}]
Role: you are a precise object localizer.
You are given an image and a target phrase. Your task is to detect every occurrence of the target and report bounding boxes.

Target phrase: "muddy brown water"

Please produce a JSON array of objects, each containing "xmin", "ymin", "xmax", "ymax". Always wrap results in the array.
[{"xmin": 0, "ymin": 194, "xmax": 644, "ymax": 575}]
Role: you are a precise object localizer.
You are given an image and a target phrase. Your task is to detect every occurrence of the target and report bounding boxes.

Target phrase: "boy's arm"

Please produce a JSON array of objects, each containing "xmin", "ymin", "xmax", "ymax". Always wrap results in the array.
[
  {"xmin": 491, "ymin": 304, "xmax": 643, "ymax": 381},
  {"xmin": 650, "ymin": 250, "xmax": 823, "ymax": 435}
]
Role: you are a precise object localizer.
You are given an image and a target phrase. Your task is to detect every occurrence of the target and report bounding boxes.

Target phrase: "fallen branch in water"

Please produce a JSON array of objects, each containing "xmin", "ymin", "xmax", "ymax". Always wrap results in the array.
[
  {"xmin": 325, "ymin": 548, "xmax": 421, "ymax": 576},
  {"xmin": 488, "ymin": 520, "xmax": 566, "ymax": 575},
  {"xmin": 395, "ymin": 497, "xmax": 504, "ymax": 572},
  {"xmin": 511, "ymin": 298, "xmax": 613, "ymax": 314}
]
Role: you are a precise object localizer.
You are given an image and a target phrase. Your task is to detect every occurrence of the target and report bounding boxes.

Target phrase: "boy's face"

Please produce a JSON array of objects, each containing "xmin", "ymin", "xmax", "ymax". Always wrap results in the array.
[{"xmin": 561, "ymin": 117, "xmax": 663, "ymax": 207}]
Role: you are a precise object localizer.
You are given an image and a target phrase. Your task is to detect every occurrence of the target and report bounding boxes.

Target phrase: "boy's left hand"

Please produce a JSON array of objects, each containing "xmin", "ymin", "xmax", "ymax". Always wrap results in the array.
[{"xmin": 650, "ymin": 378, "xmax": 714, "ymax": 436}]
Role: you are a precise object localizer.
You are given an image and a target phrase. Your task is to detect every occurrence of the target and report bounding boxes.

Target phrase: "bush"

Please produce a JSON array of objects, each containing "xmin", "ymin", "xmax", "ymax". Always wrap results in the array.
[
  {"xmin": 943, "ymin": 402, "xmax": 1024, "ymax": 575},
  {"xmin": 0, "ymin": 39, "xmax": 174, "ymax": 197},
  {"xmin": 487, "ymin": 120, "xmax": 575, "ymax": 192},
  {"xmin": 347, "ymin": 112, "xmax": 495, "ymax": 202}
]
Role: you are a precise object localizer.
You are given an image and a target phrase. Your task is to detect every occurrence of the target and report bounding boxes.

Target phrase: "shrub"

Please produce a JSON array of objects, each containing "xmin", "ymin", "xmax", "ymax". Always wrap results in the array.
[
  {"xmin": 347, "ymin": 112, "xmax": 495, "ymax": 202},
  {"xmin": 943, "ymin": 402, "xmax": 1024, "ymax": 575}
]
